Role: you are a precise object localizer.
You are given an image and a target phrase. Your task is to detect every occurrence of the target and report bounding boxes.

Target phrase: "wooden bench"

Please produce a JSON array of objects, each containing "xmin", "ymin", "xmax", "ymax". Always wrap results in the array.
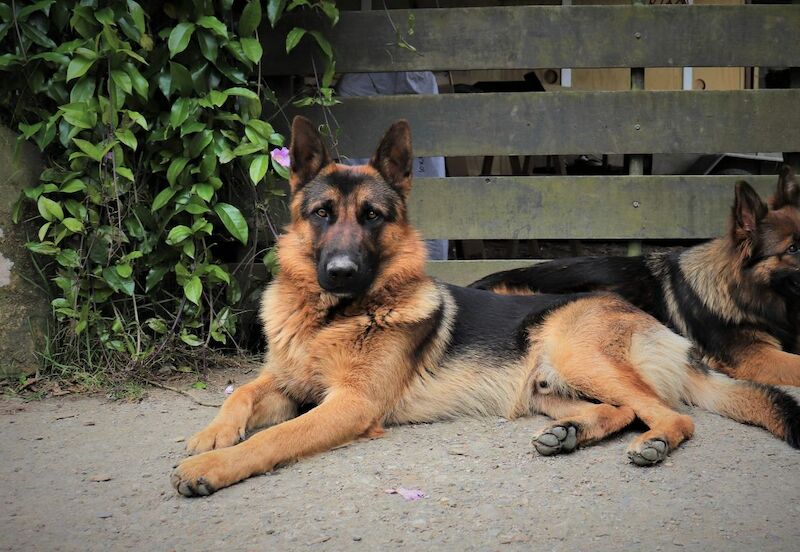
[{"xmin": 262, "ymin": 3, "xmax": 800, "ymax": 285}]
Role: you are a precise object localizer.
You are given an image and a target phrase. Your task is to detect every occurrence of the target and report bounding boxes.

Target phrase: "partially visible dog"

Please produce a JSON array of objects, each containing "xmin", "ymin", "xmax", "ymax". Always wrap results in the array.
[
  {"xmin": 171, "ymin": 119, "xmax": 799, "ymax": 497},
  {"xmin": 471, "ymin": 167, "xmax": 800, "ymax": 387}
]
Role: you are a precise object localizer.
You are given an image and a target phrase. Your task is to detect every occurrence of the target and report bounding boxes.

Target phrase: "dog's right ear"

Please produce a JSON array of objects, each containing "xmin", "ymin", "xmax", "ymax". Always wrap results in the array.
[
  {"xmin": 289, "ymin": 116, "xmax": 331, "ymax": 194},
  {"xmin": 732, "ymin": 180, "xmax": 768, "ymax": 240},
  {"xmin": 771, "ymin": 165, "xmax": 800, "ymax": 210}
]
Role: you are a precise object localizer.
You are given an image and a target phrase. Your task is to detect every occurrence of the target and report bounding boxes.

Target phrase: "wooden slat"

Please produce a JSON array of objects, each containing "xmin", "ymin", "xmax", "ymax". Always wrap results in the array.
[
  {"xmin": 262, "ymin": 6, "xmax": 800, "ymax": 74},
  {"xmin": 294, "ymin": 90, "xmax": 800, "ymax": 157},
  {"xmin": 410, "ymin": 175, "xmax": 776, "ymax": 240},
  {"xmin": 426, "ymin": 260, "xmax": 542, "ymax": 287}
]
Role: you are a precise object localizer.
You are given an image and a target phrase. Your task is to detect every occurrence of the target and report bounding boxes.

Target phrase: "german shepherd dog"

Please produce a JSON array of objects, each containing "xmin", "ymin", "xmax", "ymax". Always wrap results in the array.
[
  {"xmin": 171, "ymin": 118, "xmax": 800, "ymax": 497},
  {"xmin": 471, "ymin": 167, "xmax": 800, "ymax": 388}
]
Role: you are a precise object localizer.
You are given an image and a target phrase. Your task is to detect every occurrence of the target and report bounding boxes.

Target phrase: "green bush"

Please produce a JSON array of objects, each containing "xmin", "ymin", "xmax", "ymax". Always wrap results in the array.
[{"xmin": 0, "ymin": 0, "xmax": 337, "ymax": 375}]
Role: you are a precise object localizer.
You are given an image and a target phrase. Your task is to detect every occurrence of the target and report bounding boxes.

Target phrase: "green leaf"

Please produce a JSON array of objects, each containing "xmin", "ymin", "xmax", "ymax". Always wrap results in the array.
[
  {"xmin": 125, "ymin": 110, "xmax": 148, "ymax": 130},
  {"xmin": 145, "ymin": 266, "xmax": 169, "ymax": 292},
  {"xmin": 196, "ymin": 15, "xmax": 228, "ymax": 38},
  {"xmin": 267, "ymin": 0, "xmax": 287, "ymax": 27},
  {"xmin": 124, "ymin": 63, "xmax": 149, "ymax": 98},
  {"xmin": 180, "ymin": 332, "xmax": 203, "ymax": 347},
  {"xmin": 195, "ymin": 183, "xmax": 214, "ymax": 202},
  {"xmin": 55, "ymin": 249, "xmax": 81, "ymax": 268},
  {"xmin": 169, "ymin": 61, "xmax": 193, "ymax": 95},
  {"xmin": 59, "ymin": 103, "xmax": 97, "ymax": 129},
  {"xmin": 38, "ymin": 222, "xmax": 51, "ymax": 241},
  {"xmin": 72, "ymin": 138, "xmax": 104, "ymax": 162},
  {"xmin": 115, "ymin": 128, "xmax": 137, "ymax": 150},
  {"xmin": 166, "ymin": 157, "xmax": 190, "ymax": 186},
  {"xmin": 184, "ymin": 275, "xmax": 202, "ymax": 305},
  {"xmin": 239, "ymin": 0, "xmax": 262, "ymax": 36},
  {"xmin": 224, "ymin": 86, "xmax": 258, "ymax": 100},
  {"xmin": 127, "ymin": 1, "xmax": 146, "ymax": 33},
  {"xmin": 110, "ymin": 70, "xmax": 133, "ymax": 95},
  {"xmin": 168, "ymin": 22, "xmax": 195, "ymax": 58},
  {"xmin": 249, "ymin": 154, "xmax": 269, "ymax": 184},
  {"xmin": 165, "ymin": 225, "xmax": 192, "ymax": 245},
  {"xmin": 102, "ymin": 267, "xmax": 134, "ymax": 296},
  {"xmin": 61, "ymin": 179, "xmax": 86, "ymax": 193},
  {"xmin": 37, "ymin": 196, "xmax": 64, "ymax": 221},
  {"xmin": 240, "ymin": 37, "xmax": 263, "ymax": 63},
  {"xmin": 285, "ymin": 27, "xmax": 306, "ymax": 54},
  {"xmin": 205, "ymin": 264, "xmax": 231, "ymax": 284},
  {"xmin": 62, "ymin": 217, "xmax": 85, "ymax": 233},
  {"xmin": 320, "ymin": 0, "xmax": 339, "ymax": 26},
  {"xmin": 151, "ymin": 187, "xmax": 176, "ymax": 211},
  {"xmin": 309, "ymin": 31, "xmax": 332, "ymax": 59},
  {"xmin": 213, "ymin": 203, "xmax": 248, "ymax": 245},
  {"xmin": 196, "ymin": 29, "xmax": 218, "ymax": 62},
  {"xmin": 26, "ymin": 242, "xmax": 60, "ymax": 255},
  {"xmin": 116, "ymin": 264, "xmax": 133, "ymax": 278},
  {"xmin": 116, "ymin": 166, "xmax": 134, "ymax": 181},
  {"xmin": 169, "ymin": 97, "xmax": 195, "ymax": 128},
  {"xmin": 191, "ymin": 380, "xmax": 207, "ymax": 389},
  {"xmin": 66, "ymin": 55, "xmax": 95, "ymax": 82}
]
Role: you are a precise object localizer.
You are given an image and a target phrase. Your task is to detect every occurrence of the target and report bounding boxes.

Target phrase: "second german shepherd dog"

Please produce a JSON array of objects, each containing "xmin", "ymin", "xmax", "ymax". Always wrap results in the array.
[
  {"xmin": 171, "ymin": 118, "xmax": 799, "ymax": 497},
  {"xmin": 471, "ymin": 167, "xmax": 800, "ymax": 387}
]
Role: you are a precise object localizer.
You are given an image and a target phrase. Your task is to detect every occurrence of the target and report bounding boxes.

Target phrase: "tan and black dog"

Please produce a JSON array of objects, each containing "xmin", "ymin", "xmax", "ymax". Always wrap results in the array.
[
  {"xmin": 171, "ymin": 118, "xmax": 799, "ymax": 497},
  {"xmin": 471, "ymin": 167, "xmax": 800, "ymax": 387}
]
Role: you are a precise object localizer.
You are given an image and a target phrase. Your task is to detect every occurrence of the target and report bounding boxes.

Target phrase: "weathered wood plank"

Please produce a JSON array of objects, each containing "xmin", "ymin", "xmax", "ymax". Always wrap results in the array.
[
  {"xmin": 262, "ymin": 6, "xmax": 800, "ymax": 74},
  {"xmin": 410, "ymin": 175, "xmax": 776, "ymax": 240},
  {"xmin": 426, "ymin": 260, "xmax": 544, "ymax": 287},
  {"xmin": 293, "ymin": 90, "xmax": 800, "ymax": 157}
]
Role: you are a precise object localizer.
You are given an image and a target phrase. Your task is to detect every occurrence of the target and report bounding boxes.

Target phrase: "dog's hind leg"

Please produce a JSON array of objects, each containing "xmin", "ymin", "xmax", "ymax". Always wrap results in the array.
[
  {"xmin": 541, "ymin": 347, "xmax": 695, "ymax": 466},
  {"xmin": 187, "ymin": 371, "xmax": 298, "ymax": 454},
  {"xmin": 531, "ymin": 394, "xmax": 635, "ymax": 456}
]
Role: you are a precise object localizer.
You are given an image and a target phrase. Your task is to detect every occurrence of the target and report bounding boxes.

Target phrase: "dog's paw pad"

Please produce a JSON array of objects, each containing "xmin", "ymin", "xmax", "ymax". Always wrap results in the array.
[
  {"xmin": 627, "ymin": 439, "xmax": 668, "ymax": 466},
  {"xmin": 532, "ymin": 423, "xmax": 578, "ymax": 456}
]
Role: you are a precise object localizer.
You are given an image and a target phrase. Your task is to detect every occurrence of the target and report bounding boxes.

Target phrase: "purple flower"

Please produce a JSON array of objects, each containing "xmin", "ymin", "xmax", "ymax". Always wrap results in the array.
[
  {"xmin": 224, "ymin": 384, "xmax": 234, "ymax": 396},
  {"xmin": 385, "ymin": 488, "xmax": 426, "ymax": 501},
  {"xmin": 270, "ymin": 147, "xmax": 290, "ymax": 169}
]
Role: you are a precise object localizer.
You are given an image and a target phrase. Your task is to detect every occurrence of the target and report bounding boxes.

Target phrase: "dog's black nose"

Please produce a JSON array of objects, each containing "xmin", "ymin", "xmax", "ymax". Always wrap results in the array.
[{"xmin": 326, "ymin": 256, "xmax": 358, "ymax": 282}]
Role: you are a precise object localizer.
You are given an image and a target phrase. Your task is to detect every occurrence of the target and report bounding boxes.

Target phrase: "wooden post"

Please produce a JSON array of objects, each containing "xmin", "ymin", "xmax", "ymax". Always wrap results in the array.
[{"xmin": 627, "ymin": 0, "xmax": 646, "ymax": 257}]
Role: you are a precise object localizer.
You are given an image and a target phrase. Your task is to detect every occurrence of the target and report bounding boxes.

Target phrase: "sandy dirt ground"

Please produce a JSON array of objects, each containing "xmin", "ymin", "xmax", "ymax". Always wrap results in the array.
[{"xmin": 1, "ymin": 372, "xmax": 799, "ymax": 552}]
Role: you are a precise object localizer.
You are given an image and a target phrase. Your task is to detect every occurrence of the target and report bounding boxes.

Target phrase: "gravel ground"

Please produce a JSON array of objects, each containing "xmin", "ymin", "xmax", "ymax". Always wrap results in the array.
[{"xmin": 1, "ymin": 375, "xmax": 799, "ymax": 552}]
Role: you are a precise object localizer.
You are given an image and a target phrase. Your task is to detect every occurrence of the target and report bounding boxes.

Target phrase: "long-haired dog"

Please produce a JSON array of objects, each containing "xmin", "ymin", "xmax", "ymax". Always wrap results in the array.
[
  {"xmin": 171, "ymin": 119, "xmax": 799, "ymax": 497},
  {"xmin": 471, "ymin": 167, "xmax": 800, "ymax": 387}
]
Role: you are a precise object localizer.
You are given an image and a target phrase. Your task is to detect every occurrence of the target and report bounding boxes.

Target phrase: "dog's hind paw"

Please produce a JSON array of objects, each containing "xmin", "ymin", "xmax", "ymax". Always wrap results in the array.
[
  {"xmin": 532, "ymin": 423, "xmax": 579, "ymax": 456},
  {"xmin": 627, "ymin": 438, "xmax": 668, "ymax": 466}
]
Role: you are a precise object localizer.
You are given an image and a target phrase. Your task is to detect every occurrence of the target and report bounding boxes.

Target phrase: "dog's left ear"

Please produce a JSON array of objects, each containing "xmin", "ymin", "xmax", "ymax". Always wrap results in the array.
[
  {"xmin": 370, "ymin": 120, "xmax": 413, "ymax": 198},
  {"xmin": 289, "ymin": 116, "xmax": 332, "ymax": 194},
  {"xmin": 772, "ymin": 165, "xmax": 800, "ymax": 210}
]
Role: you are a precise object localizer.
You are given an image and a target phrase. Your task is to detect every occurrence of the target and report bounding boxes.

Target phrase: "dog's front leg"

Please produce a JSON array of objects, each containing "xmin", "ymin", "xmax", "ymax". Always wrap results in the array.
[
  {"xmin": 172, "ymin": 388, "xmax": 381, "ymax": 496},
  {"xmin": 186, "ymin": 372, "xmax": 298, "ymax": 454}
]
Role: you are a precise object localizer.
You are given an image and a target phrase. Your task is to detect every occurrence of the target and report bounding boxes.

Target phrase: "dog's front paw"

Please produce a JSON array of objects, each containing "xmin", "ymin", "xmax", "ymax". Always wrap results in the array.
[
  {"xmin": 186, "ymin": 422, "xmax": 245, "ymax": 454},
  {"xmin": 171, "ymin": 449, "xmax": 241, "ymax": 497}
]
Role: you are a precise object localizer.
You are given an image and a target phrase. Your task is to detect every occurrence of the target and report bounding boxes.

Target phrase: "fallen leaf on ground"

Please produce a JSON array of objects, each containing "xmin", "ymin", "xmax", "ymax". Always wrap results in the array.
[{"xmin": 385, "ymin": 488, "xmax": 426, "ymax": 501}]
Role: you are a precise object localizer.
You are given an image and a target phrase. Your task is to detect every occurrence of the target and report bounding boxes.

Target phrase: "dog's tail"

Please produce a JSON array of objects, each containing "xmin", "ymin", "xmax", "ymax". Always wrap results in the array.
[{"xmin": 629, "ymin": 327, "xmax": 800, "ymax": 448}]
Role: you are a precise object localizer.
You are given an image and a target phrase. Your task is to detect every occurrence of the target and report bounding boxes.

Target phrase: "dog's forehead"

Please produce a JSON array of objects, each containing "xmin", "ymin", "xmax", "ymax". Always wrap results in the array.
[
  {"xmin": 762, "ymin": 207, "xmax": 800, "ymax": 246},
  {"xmin": 306, "ymin": 165, "xmax": 396, "ymax": 201}
]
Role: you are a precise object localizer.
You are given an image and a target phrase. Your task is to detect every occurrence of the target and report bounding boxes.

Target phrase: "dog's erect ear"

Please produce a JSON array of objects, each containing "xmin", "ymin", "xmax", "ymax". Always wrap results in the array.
[
  {"xmin": 772, "ymin": 165, "xmax": 800, "ymax": 210},
  {"xmin": 733, "ymin": 180, "xmax": 768, "ymax": 239},
  {"xmin": 289, "ymin": 116, "xmax": 331, "ymax": 194},
  {"xmin": 370, "ymin": 120, "xmax": 413, "ymax": 198}
]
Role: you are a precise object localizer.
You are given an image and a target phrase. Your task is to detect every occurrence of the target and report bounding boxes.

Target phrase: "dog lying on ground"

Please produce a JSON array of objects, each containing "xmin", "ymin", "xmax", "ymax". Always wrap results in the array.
[
  {"xmin": 171, "ymin": 118, "xmax": 800, "ymax": 497},
  {"xmin": 471, "ymin": 167, "xmax": 800, "ymax": 387}
]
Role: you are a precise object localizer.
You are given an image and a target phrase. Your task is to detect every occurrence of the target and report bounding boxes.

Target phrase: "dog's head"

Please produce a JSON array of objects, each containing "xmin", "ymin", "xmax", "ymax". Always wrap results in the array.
[
  {"xmin": 283, "ymin": 116, "xmax": 416, "ymax": 298},
  {"xmin": 732, "ymin": 166, "xmax": 800, "ymax": 295}
]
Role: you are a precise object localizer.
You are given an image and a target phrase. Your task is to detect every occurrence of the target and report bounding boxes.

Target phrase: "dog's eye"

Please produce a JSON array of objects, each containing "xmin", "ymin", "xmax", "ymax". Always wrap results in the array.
[
  {"xmin": 365, "ymin": 209, "xmax": 379, "ymax": 220},
  {"xmin": 315, "ymin": 208, "xmax": 328, "ymax": 218},
  {"xmin": 789, "ymin": 244, "xmax": 798, "ymax": 254}
]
